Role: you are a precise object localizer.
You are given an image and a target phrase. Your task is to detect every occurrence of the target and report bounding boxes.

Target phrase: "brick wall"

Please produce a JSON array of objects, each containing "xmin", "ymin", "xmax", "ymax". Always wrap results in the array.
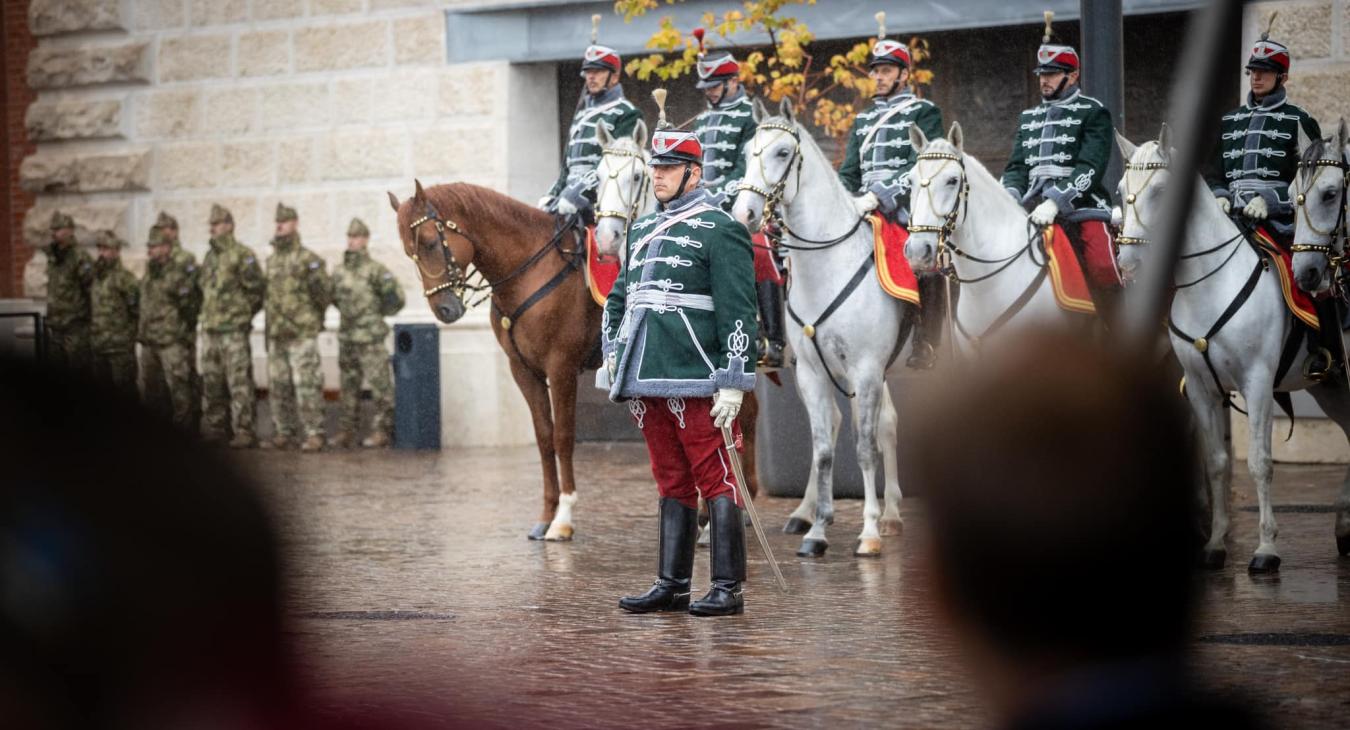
[{"xmin": 2, "ymin": 1, "xmax": 37, "ymax": 298}]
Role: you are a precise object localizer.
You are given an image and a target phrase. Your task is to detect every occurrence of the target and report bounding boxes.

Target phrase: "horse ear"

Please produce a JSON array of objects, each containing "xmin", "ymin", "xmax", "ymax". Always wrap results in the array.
[
  {"xmin": 948, "ymin": 121, "xmax": 964, "ymax": 153},
  {"xmin": 596, "ymin": 122, "xmax": 613, "ymax": 147},
  {"xmin": 387, "ymin": 191, "xmax": 401, "ymax": 212},
  {"xmin": 909, "ymin": 123, "xmax": 930, "ymax": 153},
  {"xmin": 752, "ymin": 98, "xmax": 766, "ymax": 123},
  {"xmin": 633, "ymin": 118, "xmax": 648, "ymax": 148},
  {"xmin": 779, "ymin": 97, "xmax": 795, "ymax": 123},
  {"xmin": 1157, "ymin": 123, "xmax": 1172, "ymax": 153},
  {"xmin": 1338, "ymin": 117, "xmax": 1349, "ymax": 150},
  {"xmin": 414, "ymin": 179, "xmax": 426, "ymax": 202},
  {"xmin": 1115, "ymin": 130, "xmax": 1138, "ymax": 161}
]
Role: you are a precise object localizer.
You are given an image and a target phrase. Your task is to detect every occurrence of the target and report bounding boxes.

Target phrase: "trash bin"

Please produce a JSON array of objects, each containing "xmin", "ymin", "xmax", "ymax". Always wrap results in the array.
[{"xmin": 393, "ymin": 323, "xmax": 440, "ymax": 450}]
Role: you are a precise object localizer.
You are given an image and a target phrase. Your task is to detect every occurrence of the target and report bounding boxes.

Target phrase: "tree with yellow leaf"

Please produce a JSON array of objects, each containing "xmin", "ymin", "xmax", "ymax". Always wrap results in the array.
[{"xmin": 613, "ymin": 0, "xmax": 933, "ymax": 143}]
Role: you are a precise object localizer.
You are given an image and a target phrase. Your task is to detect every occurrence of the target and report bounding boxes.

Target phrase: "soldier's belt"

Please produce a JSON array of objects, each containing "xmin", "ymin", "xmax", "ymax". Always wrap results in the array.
[
  {"xmin": 1029, "ymin": 164, "xmax": 1074, "ymax": 180},
  {"xmin": 628, "ymin": 290, "xmax": 715, "ymax": 312}
]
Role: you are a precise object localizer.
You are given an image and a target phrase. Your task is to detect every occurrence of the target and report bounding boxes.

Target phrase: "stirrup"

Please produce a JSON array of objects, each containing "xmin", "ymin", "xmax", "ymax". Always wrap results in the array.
[{"xmin": 1303, "ymin": 347, "xmax": 1336, "ymax": 383}]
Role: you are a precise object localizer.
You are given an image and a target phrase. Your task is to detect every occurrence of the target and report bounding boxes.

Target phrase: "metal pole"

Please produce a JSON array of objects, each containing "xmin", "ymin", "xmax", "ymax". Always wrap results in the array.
[{"xmin": 1081, "ymin": 0, "xmax": 1126, "ymax": 192}]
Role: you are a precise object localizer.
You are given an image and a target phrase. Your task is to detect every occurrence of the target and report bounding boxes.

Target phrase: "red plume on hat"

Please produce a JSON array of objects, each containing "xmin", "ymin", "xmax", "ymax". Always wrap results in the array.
[{"xmin": 693, "ymin": 27, "xmax": 706, "ymax": 55}]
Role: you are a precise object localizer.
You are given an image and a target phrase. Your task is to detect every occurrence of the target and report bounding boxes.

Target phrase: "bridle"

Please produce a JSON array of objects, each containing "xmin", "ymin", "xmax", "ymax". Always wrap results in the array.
[
  {"xmin": 1116, "ymin": 159, "xmax": 1168, "ymax": 247},
  {"xmin": 595, "ymin": 144, "xmax": 651, "ymax": 233},
  {"xmin": 407, "ymin": 199, "xmax": 487, "ymax": 304},
  {"xmin": 1290, "ymin": 151, "xmax": 1350, "ymax": 267},
  {"xmin": 739, "ymin": 120, "xmax": 803, "ymax": 228},
  {"xmin": 908, "ymin": 150, "xmax": 969, "ymax": 253}
]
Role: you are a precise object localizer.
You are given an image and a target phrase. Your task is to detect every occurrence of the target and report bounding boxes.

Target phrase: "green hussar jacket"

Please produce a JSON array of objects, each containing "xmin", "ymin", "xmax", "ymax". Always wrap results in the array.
[
  {"xmin": 43, "ymin": 241, "xmax": 94, "ymax": 330},
  {"xmin": 265, "ymin": 234, "xmax": 331, "ymax": 341},
  {"xmin": 201, "ymin": 234, "xmax": 265, "ymax": 334},
  {"xmin": 332, "ymin": 249, "xmax": 406, "ymax": 344},
  {"xmin": 838, "ymin": 92, "xmax": 945, "ymax": 201},
  {"xmin": 90, "ymin": 258, "xmax": 139, "ymax": 353},
  {"xmin": 601, "ymin": 188, "xmax": 758, "ymax": 402},
  {"xmin": 547, "ymin": 84, "xmax": 642, "ymax": 200},
  {"xmin": 693, "ymin": 90, "xmax": 758, "ymax": 205},
  {"xmin": 139, "ymin": 250, "xmax": 201, "ymax": 347},
  {"xmin": 1001, "ymin": 87, "xmax": 1114, "ymax": 212},
  {"xmin": 1205, "ymin": 87, "xmax": 1321, "ymax": 229}
]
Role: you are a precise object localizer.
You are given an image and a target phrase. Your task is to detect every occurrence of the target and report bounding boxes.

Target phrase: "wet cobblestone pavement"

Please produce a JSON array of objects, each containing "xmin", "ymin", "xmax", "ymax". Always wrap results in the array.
[{"xmin": 241, "ymin": 445, "xmax": 1350, "ymax": 727}]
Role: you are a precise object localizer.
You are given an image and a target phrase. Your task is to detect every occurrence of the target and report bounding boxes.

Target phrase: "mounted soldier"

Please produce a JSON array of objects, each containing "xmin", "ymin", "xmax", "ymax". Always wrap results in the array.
[
  {"xmin": 691, "ymin": 28, "xmax": 786, "ymax": 368},
  {"xmin": 538, "ymin": 15, "xmax": 642, "ymax": 224},
  {"xmin": 1001, "ymin": 13, "xmax": 1122, "ymax": 324},
  {"xmin": 604, "ymin": 90, "xmax": 758, "ymax": 617},
  {"xmin": 839, "ymin": 13, "xmax": 947, "ymax": 369}
]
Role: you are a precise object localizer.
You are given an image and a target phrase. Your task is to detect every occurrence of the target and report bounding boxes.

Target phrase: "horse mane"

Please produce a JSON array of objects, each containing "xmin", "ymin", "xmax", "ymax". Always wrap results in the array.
[
  {"xmin": 761, "ymin": 113, "xmax": 852, "ymax": 201},
  {"xmin": 416, "ymin": 182, "xmax": 552, "ymax": 232}
]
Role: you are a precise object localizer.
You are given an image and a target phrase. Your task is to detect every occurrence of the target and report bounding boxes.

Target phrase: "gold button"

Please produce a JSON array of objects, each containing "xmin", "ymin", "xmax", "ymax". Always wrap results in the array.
[
  {"xmin": 1193, "ymin": 337, "xmax": 1208, "ymax": 353},
  {"xmin": 501, "ymin": 316, "xmax": 512, "ymax": 331},
  {"xmin": 803, "ymin": 324, "xmax": 815, "ymax": 338},
  {"xmin": 1126, "ymin": 194, "xmax": 1136, "ymax": 204}
]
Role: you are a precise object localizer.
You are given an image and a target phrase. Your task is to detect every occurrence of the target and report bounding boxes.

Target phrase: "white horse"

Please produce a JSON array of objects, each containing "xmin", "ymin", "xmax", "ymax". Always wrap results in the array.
[
  {"xmin": 732, "ymin": 98, "xmax": 914, "ymax": 557},
  {"xmin": 1289, "ymin": 119, "xmax": 1350, "ymax": 558},
  {"xmin": 593, "ymin": 120, "xmax": 653, "ymax": 258},
  {"xmin": 1116, "ymin": 125, "xmax": 1350, "ymax": 571},
  {"xmin": 903, "ymin": 122, "xmax": 1090, "ymax": 354}
]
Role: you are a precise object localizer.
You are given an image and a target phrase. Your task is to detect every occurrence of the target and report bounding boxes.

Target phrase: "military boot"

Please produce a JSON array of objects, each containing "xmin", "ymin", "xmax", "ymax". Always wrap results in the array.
[
  {"xmin": 620, "ymin": 498, "xmax": 698, "ymax": 613},
  {"xmin": 260, "ymin": 435, "xmax": 293, "ymax": 451},
  {"xmin": 228, "ymin": 432, "xmax": 256, "ymax": 449},
  {"xmin": 1092, "ymin": 286, "xmax": 1127, "ymax": 333},
  {"xmin": 907, "ymin": 274, "xmax": 947, "ymax": 370},
  {"xmin": 689, "ymin": 495, "xmax": 746, "ymax": 617},
  {"xmin": 756, "ymin": 281, "xmax": 786, "ymax": 369},
  {"xmin": 361, "ymin": 431, "xmax": 390, "ymax": 448},
  {"xmin": 300, "ymin": 434, "xmax": 325, "ymax": 452},
  {"xmin": 328, "ymin": 431, "xmax": 352, "ymax": 450}
]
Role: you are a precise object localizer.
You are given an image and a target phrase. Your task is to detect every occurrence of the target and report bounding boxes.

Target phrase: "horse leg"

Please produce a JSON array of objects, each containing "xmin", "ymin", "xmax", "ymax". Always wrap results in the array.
[
  {"xmin": 508, "ymin": 360, "xmax": 559, "ymax": 541},
  {"xmin": 852, "ymin": 374, "xmax": 886, "ymax": 557},
  {"xmin": 796, "ymin": 364, "xmax": 839, "ymax": 558},
  {"xmin": 1307, "ymin": 382, "xmax": 1350, "ymax": 556},
  {"xmin": 878, "ymin": 383, "xmax": 904, "ymax": 536},
  {"xmin": 785, "ymin": 383, "xmax": 837, "ymax": 535},
  {"xmin": 1243, "ymin": 382, "xmax": 1280, "ymax": 573},
  {"xmin": 1188, "ymin": 386, "xmax": 1232, "ymax": 569},
  {"xmin": 543, "ymin": 368, "xmax": 578, "ymax": 542}
]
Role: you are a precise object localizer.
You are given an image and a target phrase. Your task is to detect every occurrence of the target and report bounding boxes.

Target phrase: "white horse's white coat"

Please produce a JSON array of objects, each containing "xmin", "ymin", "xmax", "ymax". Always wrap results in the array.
[
  {"xmin": 732, "ymin": 99, "xmax": 911, "ymax": 557},
  {"xmin": 593, "ymin": 121, "xmax": 654, "ymax": 259},
  {"xmin": 1117, "ymin": 130, "xmax": 1350, "ymax": 569}
]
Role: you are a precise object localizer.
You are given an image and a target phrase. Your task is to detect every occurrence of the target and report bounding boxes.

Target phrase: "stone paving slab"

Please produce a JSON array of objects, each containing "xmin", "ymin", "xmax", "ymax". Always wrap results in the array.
[{"xmin": 239, "ymin": 444, "xmax": 1350, "ymax": 727}]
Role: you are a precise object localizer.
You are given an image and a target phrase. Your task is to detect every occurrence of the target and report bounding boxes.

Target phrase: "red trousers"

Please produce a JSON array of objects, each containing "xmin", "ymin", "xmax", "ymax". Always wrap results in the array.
[
  {"xmin": 1070, "ymin": 220, "xmax": 1122, "ymax": 290},
  {"xmin": 752, "ymin": 232, "xmax": 783, "ymax": 285},
  {"xmin": 629, "ymin": 396, "xmax": 742, "ymax": 511}
]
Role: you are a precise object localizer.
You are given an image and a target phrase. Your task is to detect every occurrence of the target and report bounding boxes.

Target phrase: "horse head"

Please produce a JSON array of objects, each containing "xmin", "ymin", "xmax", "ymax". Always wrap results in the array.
[
  {"xmin": 733, "ymin": 97, "xmax": 802, "ymax": 232},
  {"xmin": 388, "ymin": 179, "xmax": 477, "ymax": 324},
  {"xmin": 1291, "ymin": 118, "xmax": 1350, "ymax": 295},
  {"xmin": 593, "ymin": 119, "xmax": 651, "ymax": 258},
  {"xmin": 904, "ymin": 121, "xmax": 966, "ymax": 273},
  {"xmin": 1113, "ymin": 126, "xmax": 1175, "ymax": 283}
]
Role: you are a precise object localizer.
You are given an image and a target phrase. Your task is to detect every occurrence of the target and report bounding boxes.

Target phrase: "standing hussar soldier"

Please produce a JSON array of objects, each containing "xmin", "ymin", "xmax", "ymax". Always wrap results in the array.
[
  {"xmin": 264, "ymin": 203, "xmax": 332, "ymax": 452},
  {"xmin": 604, "ymin": 91, "xmax": 758, "ymax": 617},
  {"xmin": 1206, "ymin": 21, "xmax": 1321, "ymax": 246},
  {"xmin": 1000, "ymin": 13, "xmax": 1122, "ymax": 321},
  {"xmin": 200, "ymin": 204, "xmax": 266, "ymax": 448},
  {"xmin": 538, "ymin": 14, "xmax": 642, "ymax": 222},
  {"xmin": 42, "ymin": 211, "xmax": 94, "ymax": 372},
  {"xmin": 139, "ymin": 226, "xmax": 202, "ymax": 429},
  {"xmin": 330, "ymin": 218, "xmax": 405, "ymax": 449},
  {"xmin": 89, "ymin": 230, "xmax": 139, "ymax": 392},
  {"xmin": 690, "ymin": 29, "xmax": 787, "ymax": 368},
  {"xmin": 839, "ymin": 13, "xmax": 947, "ymax": 369}
]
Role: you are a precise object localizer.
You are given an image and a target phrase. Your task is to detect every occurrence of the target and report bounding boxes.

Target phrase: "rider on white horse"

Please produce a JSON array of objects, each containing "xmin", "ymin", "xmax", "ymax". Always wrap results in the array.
[
  {"xmin": 1000, "ymin": 17, "xmax": 1123, "ymax": 324},
  {"xmin": 538, "ymin": 15, "xmax": 642, "ymax": 223},
  {"xmin": 838, "ymin": 12, "xmax": 947, "ymax": 369},
  {"xmin": 691, "ymin": 31, "xmax": 788, "ymax": 369}
]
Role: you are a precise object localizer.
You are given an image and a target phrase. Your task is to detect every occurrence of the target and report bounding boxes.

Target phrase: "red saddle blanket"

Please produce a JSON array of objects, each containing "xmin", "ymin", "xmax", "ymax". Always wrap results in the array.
[
  {"xmin": 585, "ymin": 226, "xmax": 621, "ymax": 307},
  {"xmin": 1041, "ymin": 225, "xmax": 1096, "ymax": 316},
  {"xmin": 869, "ymin": 215, "xmax": 920, "ymax": 305},
  {"xmin": 1250, "ymin": 227, "xmax": 1320, "ymax": 330}
]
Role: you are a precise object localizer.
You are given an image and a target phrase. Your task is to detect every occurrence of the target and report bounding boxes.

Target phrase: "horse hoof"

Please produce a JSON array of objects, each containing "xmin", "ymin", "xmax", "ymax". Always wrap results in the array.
[
  {"xmin": 697, "ymin": 526, "xmax": 710, "ymax": 548},
  {"xmin": 543, "ymin": 524, "xmax": 574, "ymax": 542},
  {"xmin": 879, "ymin": 518, "xmax": 904, "ymax": 537},
  {"xmin": 527, "ymin": 523, "xmax": 548, "ymax": 541},
  {"xmin": 854, "ymin": 537, "xmax": 882, "ymax": 557},
  {"xmin": 783, "ymin": 517, "xmax": 812, "ymax": 535},
  {"xmin": 1197, "ymin": 548, "xmax": 1226, "ymax": 570},
  {"xmin": 796, "ymin": 538, "xmax": 828, "ymax": 558},
  {"xmin": 1338, "ymin": 535, "xmax": 1350, "ymax": 557},
  {"xmin": 1248, "ymin": 554, "xmax": 1281, "ymax": 573}
]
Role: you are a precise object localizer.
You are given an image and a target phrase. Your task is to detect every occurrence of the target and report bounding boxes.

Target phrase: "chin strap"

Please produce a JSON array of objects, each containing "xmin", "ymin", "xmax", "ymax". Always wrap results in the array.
[{"xmin": 673, "ymin": 164, "xmax": 696, "ymax": 200}]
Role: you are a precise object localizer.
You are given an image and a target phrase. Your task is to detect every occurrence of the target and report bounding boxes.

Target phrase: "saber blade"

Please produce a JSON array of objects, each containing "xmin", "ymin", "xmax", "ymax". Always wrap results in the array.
[{"xmin": 721, "ymin": 425, "xmax": 789, "ymax": 593}]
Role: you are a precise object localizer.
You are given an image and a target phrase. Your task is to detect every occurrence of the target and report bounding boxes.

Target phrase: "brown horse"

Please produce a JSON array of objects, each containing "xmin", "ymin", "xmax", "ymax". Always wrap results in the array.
[{"xmin": 388, "ymin": 181, "xmax": 760, "ymax": 541}]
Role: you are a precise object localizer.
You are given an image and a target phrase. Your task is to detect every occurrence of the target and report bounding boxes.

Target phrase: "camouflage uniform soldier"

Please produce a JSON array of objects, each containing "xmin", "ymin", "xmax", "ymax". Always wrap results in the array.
[
  {"xmin": 264, "ymin": 203, "xmax": 332, "ymax": 452},
  {"xmin": 330, "ymin": 218, "xmax": 406, "ymax": 449},
  {"xmin": 139, "ymin": 226, "xmax": 202, "ymax": 428},
  {"xmin": 42, "ymin": 211, "xmax": 94, "ymax": 372},
  {"xmin": 89, "ymin": 231, "xmax": 140, "ymax": 392},
  {"xmin": 200, "ymin": 204, "xmax": 266, "ymax": 448},
  {"xmin": 151, "ymin": 210, "xmax": 204, "ymax": 427}
]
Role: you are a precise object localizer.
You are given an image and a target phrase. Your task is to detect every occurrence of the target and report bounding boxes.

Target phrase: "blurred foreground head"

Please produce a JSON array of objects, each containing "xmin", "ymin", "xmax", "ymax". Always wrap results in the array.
[{"xmin": 907, "ymin": 333, "xmax": 1243, "ymax": 727}]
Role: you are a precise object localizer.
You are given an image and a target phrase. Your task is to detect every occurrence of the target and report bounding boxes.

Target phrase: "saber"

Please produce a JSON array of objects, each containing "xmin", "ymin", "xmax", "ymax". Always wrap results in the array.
[{"xmin": 721, "ymin": 425, "xmax": 789, "ymax": 593}]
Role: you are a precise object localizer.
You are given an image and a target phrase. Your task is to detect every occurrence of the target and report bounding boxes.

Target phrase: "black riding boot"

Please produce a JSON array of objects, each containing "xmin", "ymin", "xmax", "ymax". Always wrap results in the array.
[
  {"xmin": 620, "ymin": 498, "xmax": 698, "ymax": 613},
  {"xmin": 907, "ymin": 273, "xmax": 947, "ymax": 369},
  {"xmin": 1093, "ymin": 286, "xmax": 1127, "ymax": 333},
  {"xmin": 756, "ymin": 281, "xmax": 786, "ymax": 369},
  {"xmin": 689, "ymin": 495, "xmax": 746, "ymax": 616}
]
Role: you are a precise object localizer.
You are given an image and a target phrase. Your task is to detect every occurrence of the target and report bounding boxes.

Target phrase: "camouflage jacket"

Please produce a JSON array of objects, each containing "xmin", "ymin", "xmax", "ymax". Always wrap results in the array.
[
  {"xmin": 90, "ymin": 258, "xmax": 139, "ymax": 353},
  {"xmin": 43, "ymin": 241, "xmax": 94, "ymax": 330},
  {"xmin": 139, "ymin": 248, "xmax": 201, "ymax": 347},
  {"xmin": 201, "ymin": 234, "xmax": 265, "ymax": 334},
  {"xmin": 265, "ymin": 234, "xmax": 331, "ymax": 341},
  {"xmin": 332, "ymin": 249, "xmax": 405, "ymax": 344}
]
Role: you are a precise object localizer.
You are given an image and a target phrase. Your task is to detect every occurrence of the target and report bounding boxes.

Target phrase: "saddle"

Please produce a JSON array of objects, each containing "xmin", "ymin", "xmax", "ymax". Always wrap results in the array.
[
  {"xmin": 868, "ymin": 215, "xmax": 920, "ymax": 305},
  {"xmin": 1248, "ymin": 226, "xmax": 1321, "ymax": 331},
  {"xmin": 1040, "ymin": 224, "xmax": 1096, "ymax": 315},
  {"xmin": 585, "ymin": 226, "xmax": 621, "ymax": 307}
]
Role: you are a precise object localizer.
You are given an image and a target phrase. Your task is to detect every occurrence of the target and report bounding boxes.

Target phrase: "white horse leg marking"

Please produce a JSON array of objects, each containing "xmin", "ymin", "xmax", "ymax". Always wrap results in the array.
[
  {"xmin": 853, "ymin": 376, "xmax": 885, "ymax": 556},
  {"xmin": 879, "ymin": 383, "xmax": 904, "ymax": 536},
  {"xmin": 544, "ymin": 491, "xmax": 577, "ymax": 541}
]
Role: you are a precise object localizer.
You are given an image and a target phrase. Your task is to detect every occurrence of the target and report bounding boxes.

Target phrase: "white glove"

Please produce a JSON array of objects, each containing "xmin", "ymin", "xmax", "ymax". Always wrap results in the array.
[
  {"xmin": 1215, "ymin": 195, "xmax": 1231, "ymax": 216},
  {"xmin": 1110, "ymin": 206, "xmax": 1123, "ymax": 228},
  {"xmin": 710, "ymin": 388, "xmax": 744, "ymax": 429},
  {"xmin": 555, "ymin": 195, "xmax": 578, "ymax": 217},
  {"xmin": 537, "ymin": 195, "xmax": 555, "ymax": 210},
  {"xmin": 1030, "ymin": 198, "xmax": 1059, "ymax": 226},
  {"xmin": 1242, "ymin": 196, "xmax": 1268, "ymax": 220},
  {"xmin": 853, "ymin": 192, "xmax": 880, "ymax": 215}
]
